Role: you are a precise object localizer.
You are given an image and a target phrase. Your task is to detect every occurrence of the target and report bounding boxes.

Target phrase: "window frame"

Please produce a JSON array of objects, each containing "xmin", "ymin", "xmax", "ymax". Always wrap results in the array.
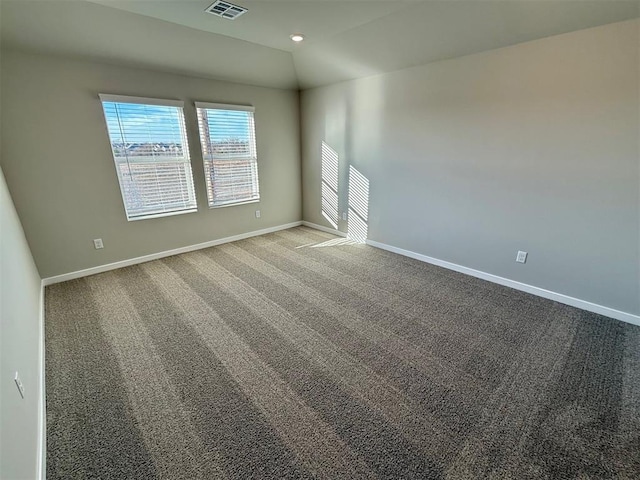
[
  {"xmin": 99, "ymin": 94, "xmax": 198, "ymax": 221},
  {"xmin": 195, "ymin": 101, "xmax": 260, "ymax": 209}
]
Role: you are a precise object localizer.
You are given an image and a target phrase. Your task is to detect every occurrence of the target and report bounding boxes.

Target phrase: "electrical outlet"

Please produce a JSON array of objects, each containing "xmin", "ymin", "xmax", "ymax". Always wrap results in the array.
[
  {"xmin": 255, "ymin": 210, "xmax": 261, "ymax": 218},
  {"xmin": 516, "ymin": 251, "xmax": 528, "ymax": 264},
  {"xmin": 342, "ymin": 212, "xmax": 347, "ymax": 221},
  {"xmin": 93, "ymin": 238, "xmax": 104, "ymax": 249},
  {"xmin": 14, "ymin": 372, "xmax": 25, "ymax": 399}
]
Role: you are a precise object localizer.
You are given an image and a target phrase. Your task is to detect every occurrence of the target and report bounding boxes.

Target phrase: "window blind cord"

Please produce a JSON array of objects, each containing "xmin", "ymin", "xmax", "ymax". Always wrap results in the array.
[{"xmin": 114, "ymin": 102, "xmax": 135, "ymax": 185}]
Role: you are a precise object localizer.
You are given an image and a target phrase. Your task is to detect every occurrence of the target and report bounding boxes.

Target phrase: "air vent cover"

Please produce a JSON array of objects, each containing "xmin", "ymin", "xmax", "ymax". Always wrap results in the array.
[{"xmin": 205, "ymin": 1, "xmax": 248, "ymax": 20}]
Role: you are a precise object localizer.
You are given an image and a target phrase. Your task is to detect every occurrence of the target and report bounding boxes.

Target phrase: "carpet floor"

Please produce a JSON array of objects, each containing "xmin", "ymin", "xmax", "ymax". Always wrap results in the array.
[{"xmin": 45, "ymin": 226, "xmax": 640, "ymax": 479}]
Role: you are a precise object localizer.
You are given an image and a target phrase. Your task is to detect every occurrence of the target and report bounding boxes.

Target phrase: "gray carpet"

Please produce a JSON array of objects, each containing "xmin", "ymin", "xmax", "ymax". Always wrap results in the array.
[{"xmin": 45, "ymin": 226, "xmax": 640, "ymax": 479}]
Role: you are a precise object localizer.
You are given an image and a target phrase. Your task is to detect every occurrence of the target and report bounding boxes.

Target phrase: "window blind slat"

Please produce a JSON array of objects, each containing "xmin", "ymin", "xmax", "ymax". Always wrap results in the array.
[
  {"xmin": 99, "ymin": 94, "xmax": 184, "ymax": 108},
  {"xmin": 196, "ymin": 106, "xmax": 260, "ymax": 207},
  {"xmin": 101, "ymin": 96, "xmax": 197, "ymax": 220},
  {"xmin": 194, "ymin": 102, "xmax": 254, "ymax": 112}
]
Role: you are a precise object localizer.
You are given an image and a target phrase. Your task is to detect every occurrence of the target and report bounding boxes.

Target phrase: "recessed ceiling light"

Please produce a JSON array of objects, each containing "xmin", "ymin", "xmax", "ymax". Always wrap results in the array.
[{"xmin": 290, "ymin": 33, "xmax": 305, "ymax": 43}]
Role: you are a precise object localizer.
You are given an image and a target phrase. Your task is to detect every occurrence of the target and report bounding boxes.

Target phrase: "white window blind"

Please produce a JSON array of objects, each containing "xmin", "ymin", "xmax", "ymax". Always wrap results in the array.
[
  {"xmin": 99, "ymin": 94, "xmax": 197, "ymax": 220},
  {"xmin": 195, "ymin": 102, "xmax": 259, "ymax": 208}
]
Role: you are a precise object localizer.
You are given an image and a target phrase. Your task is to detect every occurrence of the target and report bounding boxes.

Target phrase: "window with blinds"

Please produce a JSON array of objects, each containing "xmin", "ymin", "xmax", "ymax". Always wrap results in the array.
[
  {"xmin": 195, "ymin": 102, "xmax": 260, "ymax": 208},
  {"xmin": 99, "ymin": 94, "xmax": 197, "ymax": 221}
]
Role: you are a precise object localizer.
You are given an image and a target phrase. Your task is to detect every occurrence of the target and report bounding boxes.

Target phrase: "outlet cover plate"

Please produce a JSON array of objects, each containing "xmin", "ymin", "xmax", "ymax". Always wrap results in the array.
[
  {"xmin": 516, "ymin": 251, "xmax": 528, "ymax": 263},
  {"xmin": 14, "ymin": 372, "xmax": 25, "ymax": 399}
]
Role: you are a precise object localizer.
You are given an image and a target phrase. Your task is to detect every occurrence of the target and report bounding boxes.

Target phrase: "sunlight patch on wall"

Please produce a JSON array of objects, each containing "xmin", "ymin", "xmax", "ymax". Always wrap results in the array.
[
  {"xmin": 321, "ymin": 142, "xmax": 339, "ymax": 228},
  {"xmin": 347, "ymin": 165, "xmax": 369, "ymax": 242}
]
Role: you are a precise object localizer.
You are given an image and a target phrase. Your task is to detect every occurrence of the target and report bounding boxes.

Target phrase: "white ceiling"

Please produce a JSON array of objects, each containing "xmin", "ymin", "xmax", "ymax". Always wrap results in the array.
[
  {"xmin": 88, "ymin": 0, "xmax": 412, "ymax": 52},
  {"xmin": 1, "ymin": 1, "xmax": 638, "ymax": 90}
]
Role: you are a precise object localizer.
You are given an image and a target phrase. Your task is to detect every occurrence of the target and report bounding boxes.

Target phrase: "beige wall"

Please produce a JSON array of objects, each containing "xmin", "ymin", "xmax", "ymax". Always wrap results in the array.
[
  {"xmin": 0, "ymin": 51, "xmax": 302, "ymax": 278},
  {"xmin": 301, "ymin": 19, "xmax": 640, "ymax": 316},
  {"xmin": 0, "ymin": 167, "xmax": 43, "ymax": 480}
]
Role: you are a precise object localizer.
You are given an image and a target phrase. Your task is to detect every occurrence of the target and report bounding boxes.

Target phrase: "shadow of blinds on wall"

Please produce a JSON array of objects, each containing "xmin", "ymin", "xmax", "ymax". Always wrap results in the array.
[
  {"xmin": 321, "ymin": 142, "xmax": 339, "ymax": 228},
  {"xmin": 347, "ymin": 165, "xmax": 369, "ymax": 242}
]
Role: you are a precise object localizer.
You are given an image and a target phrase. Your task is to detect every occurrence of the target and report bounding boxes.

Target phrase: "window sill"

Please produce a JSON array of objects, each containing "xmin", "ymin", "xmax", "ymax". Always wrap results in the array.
[
  {"xmin": 127, "ymin": 208, "xmax": 198, "ymax": 222},
  {"xmin": 209, "ymin": 199, "xmax": 260, "ymax": 209}
]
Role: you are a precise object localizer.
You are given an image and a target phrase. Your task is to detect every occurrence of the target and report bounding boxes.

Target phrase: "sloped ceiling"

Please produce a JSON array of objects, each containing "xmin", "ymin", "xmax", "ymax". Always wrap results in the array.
[
  {"xmin": 0, "ymin": 0, "xmax": 298, "ymax": 89},
  {"xmin": 1, "ymin": 1, "xmax": 638, "ymax": 90}
]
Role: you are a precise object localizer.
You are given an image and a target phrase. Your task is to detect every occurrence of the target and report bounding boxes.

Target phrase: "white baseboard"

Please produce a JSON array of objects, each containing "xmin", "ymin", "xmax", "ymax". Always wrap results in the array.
[
  {"xmin": 33, "ymin": 218, "xmax": 640, "ymax": 475},
  {"xmin": 367, "ymin": 239, "xmax": 640, "ymax": 327},
  {"xmin": 301, "ymin": 221, "xmax": 347, "ymax": 237},
  {"xmin": 38, "ymin": 221, "xmax": 301, "ymax": 476},
  {"xmin": 42, "ymin": 222, "xmax": 303, "ymax": 286},
  {"xmin": 38, "ymin": 282, "xmax": 46, "ymax": 480},
  {"xmin": 301, "ymin": 222, "xmax": 640, "ymax": 327}
]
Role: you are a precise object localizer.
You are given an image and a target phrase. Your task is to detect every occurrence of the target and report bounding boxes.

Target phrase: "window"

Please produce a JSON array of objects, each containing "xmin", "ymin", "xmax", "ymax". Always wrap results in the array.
[
  {"xmin": 100, "ymin": 94, "xmax": 197, "ymax": 220},
  {"xmin": 195, "ymin": 102, "xmax": 259, "ymax": 207}
]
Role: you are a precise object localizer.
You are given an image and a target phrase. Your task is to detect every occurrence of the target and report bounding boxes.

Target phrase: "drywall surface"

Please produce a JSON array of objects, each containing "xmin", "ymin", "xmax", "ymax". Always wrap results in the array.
[
  {"xmin": 301, "ymin": 19, "xmax": 640, "ymax": 315},
  {"xmin": 0, "ymin": 51, "xmax": 301, "ymax": 278},
  {"xmin": 0, "ymin": 167, "xmax": 43, "ymax": 479}
]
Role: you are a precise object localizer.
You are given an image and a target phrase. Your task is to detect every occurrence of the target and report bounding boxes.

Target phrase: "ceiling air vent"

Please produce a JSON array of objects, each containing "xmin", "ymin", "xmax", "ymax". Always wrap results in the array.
[{"xmin": 205, "ymin": 1, "xmax": 248, "ymax": 20}]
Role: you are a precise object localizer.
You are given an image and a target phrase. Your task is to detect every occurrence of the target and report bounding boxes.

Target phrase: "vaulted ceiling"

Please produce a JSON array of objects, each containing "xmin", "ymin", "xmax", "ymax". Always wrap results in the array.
[{"xmin": 1, "ymin": 1, "xmax": 638, "ymax": 89}]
